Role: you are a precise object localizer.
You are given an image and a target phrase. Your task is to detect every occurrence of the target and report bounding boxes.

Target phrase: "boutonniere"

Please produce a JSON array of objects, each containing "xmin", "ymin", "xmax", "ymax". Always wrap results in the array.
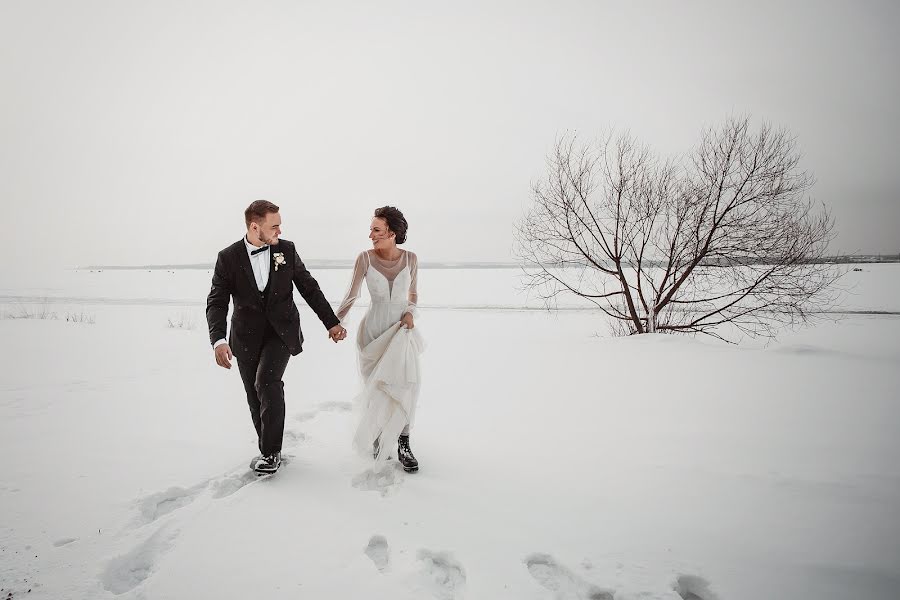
[{"xmin": 273, "ymin": 252, "xmax": 286, "ymax": 271}]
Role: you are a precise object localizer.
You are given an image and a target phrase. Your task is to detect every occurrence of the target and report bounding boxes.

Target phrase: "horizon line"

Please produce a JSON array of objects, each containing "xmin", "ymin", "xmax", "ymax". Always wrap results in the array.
[
  {"xmin": 76, "ymin": 260, "xmax": 523, "ymax": 270},
  {"xmin": 76, "ymin": 253, "xmax": 900, "ymax": 271}
]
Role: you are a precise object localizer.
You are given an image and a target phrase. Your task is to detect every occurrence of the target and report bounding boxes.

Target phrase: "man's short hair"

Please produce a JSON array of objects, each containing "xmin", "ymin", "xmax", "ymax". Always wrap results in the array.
[{"xmin": 245, "ymin": 200, "xmax": 280, "ymax": 227}]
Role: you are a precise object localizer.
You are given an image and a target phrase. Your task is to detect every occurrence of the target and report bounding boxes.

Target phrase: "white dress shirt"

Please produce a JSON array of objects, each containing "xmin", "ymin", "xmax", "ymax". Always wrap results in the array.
[
  {"xmin": 244, "ymin": 236, "xmax": 271, "ymax": 291},
  {"xmin": 213, "ymin": 237, "xmax": 271, "ymax": 349}
]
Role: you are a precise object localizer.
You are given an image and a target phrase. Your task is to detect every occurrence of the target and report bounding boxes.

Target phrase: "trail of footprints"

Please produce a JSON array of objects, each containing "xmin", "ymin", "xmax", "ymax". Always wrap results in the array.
[
  {"xmin": 100, "ymin": 462, "xmax": 278, "ymax": 595},
  {"xmin": 364, "ymin": 535, "xmax": 467, "ymax": 600},
  {"xmin": 523, "ymin": 554, "xmax": 719, "ymax": 600},
  {"xmin": 100, "ymin": 400, "xmax": 350, "ymax": 595},
  {"xmin": 99, "ymin": 397, "xmax": 719, "ymax": 599},
  {"xmin": 363, "ymin": 537, "xmax": 717, "ymax": 600}
]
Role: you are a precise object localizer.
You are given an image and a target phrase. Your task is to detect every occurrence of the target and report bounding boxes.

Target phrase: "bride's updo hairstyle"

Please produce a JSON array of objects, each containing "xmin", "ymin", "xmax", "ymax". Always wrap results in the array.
[{"xmin": 374, "ymin": 206, "xmax": 408, "ymax": 245}]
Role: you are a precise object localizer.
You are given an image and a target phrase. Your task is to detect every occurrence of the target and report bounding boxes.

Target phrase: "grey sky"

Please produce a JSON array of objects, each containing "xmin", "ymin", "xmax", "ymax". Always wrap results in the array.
[{"xmin": 2, "ymin": 0, "xmax": 898, "ymax": 268}]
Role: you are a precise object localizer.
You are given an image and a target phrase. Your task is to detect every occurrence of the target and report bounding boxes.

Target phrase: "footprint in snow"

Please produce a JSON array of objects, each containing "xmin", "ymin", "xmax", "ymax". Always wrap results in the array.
[
  {"xmin": 133, "ymin": 482, "xmax": 207, "ymax": 526},
  {"xmin": 525, "ymin": 553, "xmax": 614, "ymax": 600},
  {"xmin": 352, "ymin": 463, "xmax": 404, "ymax": 496},
  {"xmin": 295, "ymin": 400, "xmax": 353, "ymax": 422},
  {"xmin": 673, "ymin": 574, "xmax": 719, "ymax": 600},
  {"xmin": 417, "ymin": 549, "xmax": 466, "ymax": 600},
  {"xmin": 210, "ymin": 470, "xmax": 260, "ymax": 499},
  {"xmin": 100, "ymin": 524, "xmax": 179, "ymax": 595},
  {"xmin": 282, "ymin": 429, "xmax": 307, "ymax": 444},
  {"xmin": 365, "ymin": 535, "xmax": 391, "ymax": 573}
]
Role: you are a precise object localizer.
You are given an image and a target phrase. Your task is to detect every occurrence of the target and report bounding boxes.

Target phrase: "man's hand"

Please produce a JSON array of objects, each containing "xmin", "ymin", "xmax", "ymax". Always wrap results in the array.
[
  {"xmin": 400, "ymin": 313, "xmax": 414, "ymax": 329},
  {"xmin": 214, "ymin": 344, "xmax": 233, "ymax": 369},
  {"xmin": 328, "ymin": 324, "xmax": 347, "ymax": 343}
]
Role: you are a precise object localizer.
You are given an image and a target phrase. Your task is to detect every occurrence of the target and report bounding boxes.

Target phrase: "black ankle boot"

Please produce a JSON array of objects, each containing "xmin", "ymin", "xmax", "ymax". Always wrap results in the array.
[
  {"xmin": 397, "ymin": 435, "xmax": 418, "ymax": 473},
  {"xmin": 253, "ymin": 451, "xmax": 282, "ymax": 475}
]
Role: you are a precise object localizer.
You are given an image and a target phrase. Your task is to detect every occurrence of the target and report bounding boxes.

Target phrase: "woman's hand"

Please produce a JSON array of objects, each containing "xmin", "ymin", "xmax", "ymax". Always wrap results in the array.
[{"xmin": 400, "ymin": 312, "xmax": 415, "ymax": 329}]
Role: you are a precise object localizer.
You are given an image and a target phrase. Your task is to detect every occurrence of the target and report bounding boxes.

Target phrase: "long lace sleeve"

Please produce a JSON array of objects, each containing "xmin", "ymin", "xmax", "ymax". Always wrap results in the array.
[
  {"xmin": 403, "ymin": 251, "xmax": 418, "ymax": 318},
  {"xmin": 336, "ymin": 252, "xmax": 367, "ymax": 323}
]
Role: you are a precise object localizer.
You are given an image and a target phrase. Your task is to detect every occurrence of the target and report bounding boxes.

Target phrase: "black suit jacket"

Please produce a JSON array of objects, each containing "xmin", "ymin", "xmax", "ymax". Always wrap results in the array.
[{"xmin": 206, "ymin": 238, "xmax": 340, "ymax": 359}]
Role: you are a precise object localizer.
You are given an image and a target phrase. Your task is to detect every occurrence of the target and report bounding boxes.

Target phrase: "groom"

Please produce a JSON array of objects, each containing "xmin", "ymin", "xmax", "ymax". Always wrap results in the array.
[{"xmin": 206, "ymin": 200, "xmax": 347, "ymax": 474}]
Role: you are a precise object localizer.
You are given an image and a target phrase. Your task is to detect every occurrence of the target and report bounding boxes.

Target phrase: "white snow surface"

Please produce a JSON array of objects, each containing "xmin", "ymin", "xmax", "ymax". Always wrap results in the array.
[{"xmin": 1, "ymin": 265, "xmax": 899, "ymax": 599}]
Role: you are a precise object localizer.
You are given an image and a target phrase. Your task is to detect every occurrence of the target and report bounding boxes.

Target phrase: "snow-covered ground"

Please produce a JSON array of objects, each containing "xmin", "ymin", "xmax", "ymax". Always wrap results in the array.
[{"xmin": 1, "ymin": 265, "xmax": 898, "ymax": 600}]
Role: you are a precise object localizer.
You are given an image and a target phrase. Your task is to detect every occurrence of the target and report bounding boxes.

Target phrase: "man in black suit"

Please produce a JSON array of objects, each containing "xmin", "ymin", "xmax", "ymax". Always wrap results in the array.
[{"xmin": 206, "ymin": 200, "xmax": 347, "ymax": 474}]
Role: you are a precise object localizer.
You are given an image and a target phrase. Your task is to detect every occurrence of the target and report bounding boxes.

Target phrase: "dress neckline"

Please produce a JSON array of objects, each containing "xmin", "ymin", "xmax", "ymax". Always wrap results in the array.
[{"xmin": 369, "ymin": 249, "xmax": 405, "ymax": 264}]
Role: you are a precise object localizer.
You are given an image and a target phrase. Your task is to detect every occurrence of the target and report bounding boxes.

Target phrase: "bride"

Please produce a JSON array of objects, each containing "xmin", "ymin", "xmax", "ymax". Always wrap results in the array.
[{"xmin": 336, "ymin": 206, "xmax": 424, "ymax": 472}]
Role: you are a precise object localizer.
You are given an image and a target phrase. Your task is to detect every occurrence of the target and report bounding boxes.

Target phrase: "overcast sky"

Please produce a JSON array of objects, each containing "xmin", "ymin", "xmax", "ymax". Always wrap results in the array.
[{"xmin": 2, "ymin": 0, "xmax": 898, "ymax": 268}]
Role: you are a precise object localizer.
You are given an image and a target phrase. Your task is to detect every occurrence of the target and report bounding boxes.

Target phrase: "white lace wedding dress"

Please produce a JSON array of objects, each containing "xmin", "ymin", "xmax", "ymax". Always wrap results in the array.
[{"xmin": 336, "ymin": 249, "xmax": 424, "ymax": 462}]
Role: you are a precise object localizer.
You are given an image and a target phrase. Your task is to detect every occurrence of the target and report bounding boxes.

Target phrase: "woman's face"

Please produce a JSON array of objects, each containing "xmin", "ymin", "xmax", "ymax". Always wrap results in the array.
[{"xmin": 369, "ymin": 217, "xmax": 395, "ymax": 250}]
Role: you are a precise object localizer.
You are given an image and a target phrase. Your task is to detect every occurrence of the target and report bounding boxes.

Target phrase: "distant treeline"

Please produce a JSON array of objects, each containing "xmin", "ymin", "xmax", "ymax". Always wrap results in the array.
[
  {"xmin": 530, "ymin": 255, "xmax": 900, "ymax": 268},
  {"xmin": 80, "ymin": 261, "xmax": 523, "ymax": 271},
  {"xmin": 79, "ymin": 255, "xmax": 900, "ymax": 271},
  {"xmin": 702, "ymin": 255, "xmax": 900, "ymax": 266}
]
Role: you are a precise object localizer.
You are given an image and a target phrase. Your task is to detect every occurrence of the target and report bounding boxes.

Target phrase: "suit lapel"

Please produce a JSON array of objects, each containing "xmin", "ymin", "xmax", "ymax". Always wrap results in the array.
[{"xmin": 236, "ymin": 239, "xmax": 263, "ymax": 305}]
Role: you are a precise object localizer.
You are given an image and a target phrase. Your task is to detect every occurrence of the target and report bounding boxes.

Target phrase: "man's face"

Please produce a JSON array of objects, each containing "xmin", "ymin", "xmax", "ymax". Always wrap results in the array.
[{"xmin": 251, "ymin": 212, "xmax": 282, "ymax": 245}]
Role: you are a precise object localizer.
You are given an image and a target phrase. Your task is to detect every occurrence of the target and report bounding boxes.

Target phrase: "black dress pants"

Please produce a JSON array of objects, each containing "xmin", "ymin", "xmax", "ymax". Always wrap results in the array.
[{"xmin": 237, "ymin": 324, "xmax": 291, "ymax": 456}]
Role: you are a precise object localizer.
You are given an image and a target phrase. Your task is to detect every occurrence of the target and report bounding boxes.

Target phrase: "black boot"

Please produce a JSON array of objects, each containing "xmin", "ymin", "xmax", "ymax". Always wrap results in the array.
[
  {"xmin": 252, "ymin": 451, "xmax": 282, "ymax": 475},
  {"xmin": 397, "ymin": 435, "xmax": 418, "ymax": 473}
]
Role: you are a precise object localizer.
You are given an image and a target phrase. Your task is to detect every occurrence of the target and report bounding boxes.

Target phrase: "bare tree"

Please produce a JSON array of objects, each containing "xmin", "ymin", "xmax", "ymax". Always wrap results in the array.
[{"xmin": 515, "ymin": 116, "xmax": 840, "ymax": 342}]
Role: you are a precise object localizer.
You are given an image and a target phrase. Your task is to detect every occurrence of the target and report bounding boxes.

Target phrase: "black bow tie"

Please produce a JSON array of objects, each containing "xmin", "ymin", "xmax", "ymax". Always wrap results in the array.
[{"xmin": 250, "ymin": 245, "xmax": 270, "ymax": 256}]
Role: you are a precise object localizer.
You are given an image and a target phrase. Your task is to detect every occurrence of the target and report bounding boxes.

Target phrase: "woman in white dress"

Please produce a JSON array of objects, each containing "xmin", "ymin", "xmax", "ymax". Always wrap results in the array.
[{"xmin": 336, "ymin": 206, "xmax": 424, "ymax": 472}]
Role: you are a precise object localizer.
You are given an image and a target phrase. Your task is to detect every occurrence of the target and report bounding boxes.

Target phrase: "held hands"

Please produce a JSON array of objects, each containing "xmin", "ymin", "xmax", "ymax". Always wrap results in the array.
[
  {"xmin": 328, "ymin": 324, "xmax": 347, "ymax": 343},
  {"xmin": 400, "ymin": 313, "xmax": 414, "ymax": 329},
  {"xmin": 214, "ymin": 325, "xmax": 344, "ymax": 368},
  {"xmin": 214, "ymin": 344, "xmax": 233, "ymax": 369}
]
